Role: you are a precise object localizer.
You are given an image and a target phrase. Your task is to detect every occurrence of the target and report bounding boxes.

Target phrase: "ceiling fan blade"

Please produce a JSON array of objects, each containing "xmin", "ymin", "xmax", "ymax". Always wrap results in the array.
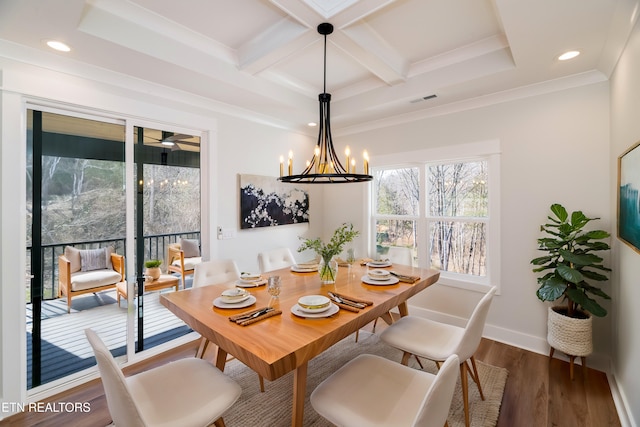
[{"xmin": 162, "ymin": 134, "xmax": 193, "ymax": 143}]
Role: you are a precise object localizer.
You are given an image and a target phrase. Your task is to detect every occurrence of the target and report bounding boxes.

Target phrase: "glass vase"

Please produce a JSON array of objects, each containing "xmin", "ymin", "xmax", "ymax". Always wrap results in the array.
[{"xmin": 318, "ymin": 257, "xmax": 338, "ymax": 284}]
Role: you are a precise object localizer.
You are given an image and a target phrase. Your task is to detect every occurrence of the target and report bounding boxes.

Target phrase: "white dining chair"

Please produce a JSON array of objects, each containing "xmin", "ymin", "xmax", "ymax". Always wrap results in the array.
[
  {"xmin": 193, "ymin": 259, "xmax": 241, "ymax": 288},
  {"xmin": 311, "ymin": 353, "xmax": 459, "ymax": 427},
  {"xmin": 386, "ymin": 246, "xmax": 413, "ymax": 265},
  {"xmin": 380, "ymin": 286, "xmax": 497, "ymax": 427},
  {"xmin": 193, "ymin": 259, "xmax": 241, "ymax": 358},
  {"xmin": 193, "ymin": 260, "xmax": 267, "ymax": 392},
  {"xmin": 85, "ymin": 328, "xmax": 241, "ymax": 427},
  {"xmin": 257, "ymin": 247, "xmax": 296, "ymax": 273}
]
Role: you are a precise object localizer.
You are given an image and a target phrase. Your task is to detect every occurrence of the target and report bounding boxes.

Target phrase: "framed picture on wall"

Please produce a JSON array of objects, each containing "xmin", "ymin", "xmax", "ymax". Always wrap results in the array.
[
  {"xmin": 618, "ymin": 140, "xmax": 640, "ymax": 253},
  {"xmin": 239, "ymin": 174, "xmax": 309, "ymax": 229}
]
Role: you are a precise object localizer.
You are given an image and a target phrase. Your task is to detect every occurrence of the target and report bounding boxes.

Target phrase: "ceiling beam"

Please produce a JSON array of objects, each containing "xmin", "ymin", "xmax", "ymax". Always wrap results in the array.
[
  {"xmin": 237, "ymin": 18, "xmax": 315, "ymax": 75},
  {"xmin": 334, "ymin": 23, "xmax": 408, "ymax": 86}
]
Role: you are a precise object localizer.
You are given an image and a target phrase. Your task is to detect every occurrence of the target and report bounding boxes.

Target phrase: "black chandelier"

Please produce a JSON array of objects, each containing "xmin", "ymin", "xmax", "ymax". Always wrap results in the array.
[{"xmin": 278, "ymin": 23, "xmax": 372, "ymax": 184}]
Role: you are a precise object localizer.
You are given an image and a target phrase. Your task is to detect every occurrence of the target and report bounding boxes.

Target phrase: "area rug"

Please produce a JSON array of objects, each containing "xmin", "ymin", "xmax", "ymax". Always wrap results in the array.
[{"xmin": 221, "ymin": 331, "xmax": 508, "ymax": 427}]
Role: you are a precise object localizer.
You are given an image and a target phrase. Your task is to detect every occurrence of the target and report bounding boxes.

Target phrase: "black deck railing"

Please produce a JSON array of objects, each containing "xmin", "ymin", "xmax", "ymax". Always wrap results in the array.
[{"xmin": 26, "ymin": 231, "xmax": 200, "ymax": 302}]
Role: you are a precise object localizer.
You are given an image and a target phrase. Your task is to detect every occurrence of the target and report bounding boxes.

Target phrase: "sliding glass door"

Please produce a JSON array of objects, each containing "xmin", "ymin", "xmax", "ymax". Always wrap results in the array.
[
  {"xmin": 26, "ymin": 109, "xmax": 126, "ymax": 388},
  {"xmin": 132, "ymin": 126, "xmax": 200, "ymax": 351},
  {"xmin": 26, "ymin": 109, "xmax": 201, "ymax": 389}
]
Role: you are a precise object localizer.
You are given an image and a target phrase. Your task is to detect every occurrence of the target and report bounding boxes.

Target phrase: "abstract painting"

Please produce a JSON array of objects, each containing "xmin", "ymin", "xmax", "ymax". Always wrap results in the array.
[
  {"xmin": 618, "ymin": 140, "xmax": 640, "ymax": 253},
  {"xmin": 239, "ymin": 174, "xmax": 309, "ymax": 229}
]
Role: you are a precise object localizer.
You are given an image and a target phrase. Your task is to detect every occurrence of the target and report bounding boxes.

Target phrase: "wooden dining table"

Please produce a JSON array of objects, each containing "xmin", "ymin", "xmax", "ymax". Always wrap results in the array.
[{"xmin": 160, "ymin": 262, "xmax": 440, "ymax": 427}]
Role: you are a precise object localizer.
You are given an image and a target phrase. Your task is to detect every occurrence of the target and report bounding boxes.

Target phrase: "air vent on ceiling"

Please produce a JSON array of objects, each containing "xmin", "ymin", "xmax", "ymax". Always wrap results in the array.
[{"xmin": 409, "ymin": 94, "xmax": 437, "ymax": 104}]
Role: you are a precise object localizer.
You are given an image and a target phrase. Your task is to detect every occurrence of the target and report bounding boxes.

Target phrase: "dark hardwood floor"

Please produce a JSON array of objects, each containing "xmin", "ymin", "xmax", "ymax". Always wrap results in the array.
[{"xmin": 2, "ymin": 323, "xmax": 621, "ymax": 427}]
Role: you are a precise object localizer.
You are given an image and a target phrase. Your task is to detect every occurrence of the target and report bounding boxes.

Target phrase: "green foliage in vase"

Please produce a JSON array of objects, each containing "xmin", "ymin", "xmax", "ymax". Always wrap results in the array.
[
  {"xmin": 144, "ymin": 259, "xmax": 162, "ymax": 268},
  {"xmin": 298, "ymin": 223, "xmax": 359, "ymax": 263},
  {"xmin": 530, "ymin": 203, "xmax": 611, "ymax": 317}
]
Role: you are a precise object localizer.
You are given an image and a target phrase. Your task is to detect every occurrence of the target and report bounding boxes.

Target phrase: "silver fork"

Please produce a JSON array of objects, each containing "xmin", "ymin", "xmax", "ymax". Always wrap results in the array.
[{"xmin": 328, "ymin": 292, "xmax": 365, "ymax": 309}]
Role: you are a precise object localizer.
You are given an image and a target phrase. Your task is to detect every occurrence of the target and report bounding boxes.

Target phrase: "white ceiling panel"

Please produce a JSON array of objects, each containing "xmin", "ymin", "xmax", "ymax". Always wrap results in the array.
[{"xmin": 0, "ymin": 0, "xmax": 635, "ymax": 134}]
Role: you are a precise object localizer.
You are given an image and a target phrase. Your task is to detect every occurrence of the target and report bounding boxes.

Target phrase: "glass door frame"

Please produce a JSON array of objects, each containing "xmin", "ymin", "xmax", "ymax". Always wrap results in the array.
[{"xmin": 25, "ymin": 103, "xmax": 205, "ymax": 392}]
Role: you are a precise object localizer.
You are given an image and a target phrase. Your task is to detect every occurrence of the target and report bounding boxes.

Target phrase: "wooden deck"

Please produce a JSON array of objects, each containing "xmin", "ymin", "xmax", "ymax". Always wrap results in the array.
[{"xmin": 26, "ymin": 287, "xmax": 191, "ymax": 388}]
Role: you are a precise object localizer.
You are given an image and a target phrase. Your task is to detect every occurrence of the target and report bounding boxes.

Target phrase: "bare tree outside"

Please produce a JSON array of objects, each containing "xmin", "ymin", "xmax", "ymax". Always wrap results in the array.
[
  {"xmin": 374, "ymin": 168, "xmax": 419, "ymax": 261},
  {"xmin": 372, "ymin": 161, "xmax": 488, "ymax": 276},
  {"xmin": 428, "ymin": 161, "xmax": 488, "ymax": 276}
]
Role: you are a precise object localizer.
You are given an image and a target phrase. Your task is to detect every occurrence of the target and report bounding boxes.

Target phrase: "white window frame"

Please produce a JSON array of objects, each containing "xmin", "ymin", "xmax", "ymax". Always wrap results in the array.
[{"xmin": 371, "ymin": 140, "xmax": 501, "ymax": 293}]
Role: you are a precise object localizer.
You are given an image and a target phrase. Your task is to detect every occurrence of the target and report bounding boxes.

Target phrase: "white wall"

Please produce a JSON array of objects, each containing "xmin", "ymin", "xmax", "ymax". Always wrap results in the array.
[
  {"xmin": 209, "ymin": 114, "xmax": 321, "ymax": 272},
  {"xmin": 610, "ymin": 16, "xmax": 640, "ymax": 426},
  {"xmin": 337, "ymin": 82, "xmax": 613, "ymax": 368}
]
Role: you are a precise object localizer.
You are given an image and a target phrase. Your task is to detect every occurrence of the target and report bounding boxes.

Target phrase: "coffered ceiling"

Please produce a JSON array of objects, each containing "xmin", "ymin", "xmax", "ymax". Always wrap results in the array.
[{"xmin": 0, "ymin": 0, "xmax": 636, "ymax": 135}]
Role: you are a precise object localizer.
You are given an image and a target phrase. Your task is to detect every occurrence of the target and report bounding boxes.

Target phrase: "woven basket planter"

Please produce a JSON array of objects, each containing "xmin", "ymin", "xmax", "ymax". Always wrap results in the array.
[{"xmin": 547, "ymin": 306, "xmax": 592, "ymax": 357}]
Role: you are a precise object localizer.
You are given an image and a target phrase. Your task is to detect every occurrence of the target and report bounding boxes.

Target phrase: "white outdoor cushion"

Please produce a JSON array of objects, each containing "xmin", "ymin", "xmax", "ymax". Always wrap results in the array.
[
  {"xmin": 70, "ymin": 269, "xmax": 122, "ymax": 292},
  {"xmin": 172, "ymin": 257, "xmax": 202, "ymax": 270},
  {"xmin": 64, "ymin": 246, "xmax": 82, "ymax": 273},
  {"xmin": 180, "ymin": 238, "xmax": 200, "ymax": 258}
]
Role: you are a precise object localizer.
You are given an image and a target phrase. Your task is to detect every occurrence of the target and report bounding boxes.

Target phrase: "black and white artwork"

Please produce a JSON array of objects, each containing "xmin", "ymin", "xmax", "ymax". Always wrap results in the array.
[{"xmin": 240, "ymin": 174, "xmax": 309, "ymax": 229}]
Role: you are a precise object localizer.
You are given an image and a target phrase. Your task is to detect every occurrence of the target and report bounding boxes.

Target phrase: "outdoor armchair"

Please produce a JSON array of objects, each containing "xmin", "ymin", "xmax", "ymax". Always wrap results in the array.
[{"xmin": 58, "ymin": 246, "xmax": 124, "ymax": 313}]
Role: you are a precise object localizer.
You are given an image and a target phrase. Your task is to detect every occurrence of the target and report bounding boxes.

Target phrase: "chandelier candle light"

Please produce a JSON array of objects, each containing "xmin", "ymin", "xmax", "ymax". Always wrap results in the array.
[{"xmin": 278, "ymin": 23, "xmax": 373, "ymax": 184}]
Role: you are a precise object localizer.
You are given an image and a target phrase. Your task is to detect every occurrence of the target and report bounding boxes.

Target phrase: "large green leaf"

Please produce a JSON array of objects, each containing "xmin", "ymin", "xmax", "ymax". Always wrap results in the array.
[
  {"xmin": 579, "ymin": 282, "xmax": 611, "ymax": 299},
  {"xmin": 550, "ymin": 204, "xmax": 568, "ymax": 222},
  {"xmin": 582, "ymin": 229, "xmax": 610, "ymax": 240},
  {"xmin": 566, "ymin": 288, "xmax": 607, "ymax": 317},
  {"xmin": 570, "ymin": 211, "xmax": 590, "ymax": 229},
  {"xmin": 556, "ymin": 263, "xmax": 583, "ymax": 284},
  {"xmin": 537, "ymin": 276, "xmax": 567, "ymax": 301},
  {"xmin": 581, "ymin": 269, "xmax": 609, "ymax": 282},
  {"xmin": 531, "ymin": 255, "xmax": 553, "ymax": 265},
  {"xmin": 559, "ymin": 249, "xmax": 602, "ymax": 266},
  {"xmin": 579, "ymin": 240, "xmax": 610, "ymax": 251},
  {"xmin": 558, "ymin": 223, "xmax": 574, "ymax": 236}
]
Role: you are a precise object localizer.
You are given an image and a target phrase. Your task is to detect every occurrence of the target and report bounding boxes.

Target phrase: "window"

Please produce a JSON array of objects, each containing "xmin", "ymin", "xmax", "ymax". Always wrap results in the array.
[
  {"xmin": 427, "ymin": 161, "xmax": 487, "ymax": 277},
  {"xmin": 372, "ymin": 142, "xmax": 500, "ymax": 291}
]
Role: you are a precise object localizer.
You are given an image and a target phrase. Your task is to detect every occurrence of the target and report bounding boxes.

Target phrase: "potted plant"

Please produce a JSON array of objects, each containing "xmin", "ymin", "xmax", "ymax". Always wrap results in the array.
[
  {"xmin": 144, "ymin": 259, "xmax": 162, "ymax": 281},
  {"xmin": 298, "ymin": 223, "xmax": 359, "ymax": 284},
  {"xmin": 530, "ymin": 203, "xmax": 611, "ymax": 369}
]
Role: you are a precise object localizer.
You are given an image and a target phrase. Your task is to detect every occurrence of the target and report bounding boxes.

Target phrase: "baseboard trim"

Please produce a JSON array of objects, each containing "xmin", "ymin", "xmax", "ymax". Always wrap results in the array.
[{"xmin": 407, "ymin": 305, "xmax": 611, "ymax": 372}]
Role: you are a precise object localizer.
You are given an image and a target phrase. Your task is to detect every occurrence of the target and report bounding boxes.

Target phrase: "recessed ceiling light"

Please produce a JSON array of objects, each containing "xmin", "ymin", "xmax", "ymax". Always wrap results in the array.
[
  {"xmin": 46, "ymin": 40, "xmax": 71, "ymax": 52},
  {"xmin": 558, "ymin": 50, "xmax": 580, "ymax": 61}
]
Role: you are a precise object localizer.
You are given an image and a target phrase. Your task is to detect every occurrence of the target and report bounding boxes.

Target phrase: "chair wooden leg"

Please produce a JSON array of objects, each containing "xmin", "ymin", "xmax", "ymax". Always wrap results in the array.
[
  {"xmin": 354, "ymin": 329, "xmax": 359, "ymax": 342},
  {"xmin": 460, "ymin": 362, "xmax": 471, "ymax": 427},
  {"xmin": 401, "ymin": 351, "xmax": 412, "ymax": 366},
  {"xmin": 213, "ymin": 417, "xmax": 226, "ymax": 427},
  {"xmin": 372, "ymin": 317, "xmax": 379, "ymax": 331},
  {"xmin": 258, "ymin": 374, "xmax": 265, "ymax": 392},
  {"xmin": 414, "ymin": 355, "xmax": 424, "ymax": 369},
  {"xmin": 195, "ymin": 336, "xmax": 209, "ymax": 359},
  {"xmin": 468, "ymin": 356, "xmax": 485, "ymax": 400}
]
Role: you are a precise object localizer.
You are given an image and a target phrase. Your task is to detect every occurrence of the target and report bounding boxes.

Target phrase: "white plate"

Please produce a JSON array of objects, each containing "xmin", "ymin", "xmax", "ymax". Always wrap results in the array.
[
  {"xmin": 291, "ymin": 265, "xmax": 318, "ymax": 272},
  {"xmin": 213, "ymin": 295, "xmax": 257, "ymax": 309},
  {"xmin": 220, "ymin": 294, "xmax": 251, "ymax": 304},
  {"xmin": 361, "ymin": 275, "xmax": 400, "ymax": 286},
  {"xmin": 367, "ymin": 261, "xmax": 392, "ymax": 268},
  {"xmin": 291, "ymin": 303, "xmax": 339, "ymax": 318},
  {"xmin": 235, "ymin": 279, "xmax": 267, "ymax": 288},
  {"xmin": 298, "ymin": 295, "xmax": 331, "ymax": 313},
  {"xmin": 367, "ymin": 269, "xmax": 391, "ymax": 279}
]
